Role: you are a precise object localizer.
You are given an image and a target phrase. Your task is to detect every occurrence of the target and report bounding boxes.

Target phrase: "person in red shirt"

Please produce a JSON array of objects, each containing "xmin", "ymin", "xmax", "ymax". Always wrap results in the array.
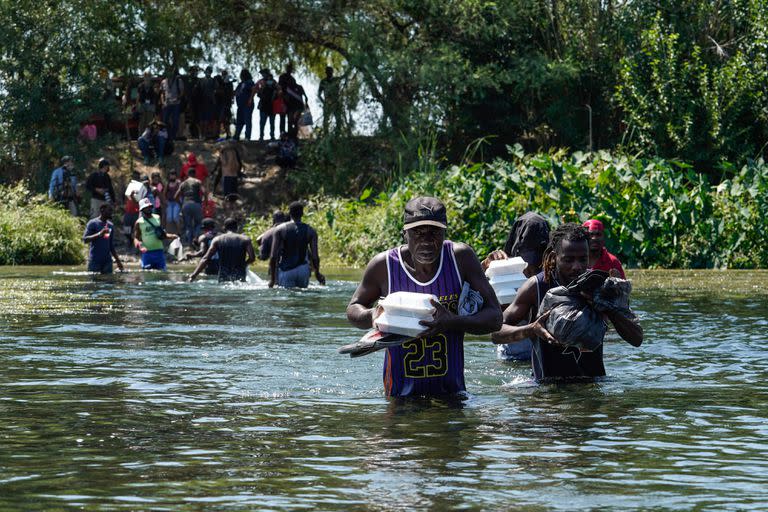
[
  {"xmin": 180, "ymin": 152, "xmax": 209, "ymax": 184},
  {"xmin": 583, "ymin": 219, "xmax": 625, "ymax": 278}
]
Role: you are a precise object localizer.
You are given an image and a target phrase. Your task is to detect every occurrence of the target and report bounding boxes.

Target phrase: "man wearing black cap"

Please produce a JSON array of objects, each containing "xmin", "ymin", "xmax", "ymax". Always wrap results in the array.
[
  {"xmin": 482, "ymin": 211, "xmax": 550, "ymax": 361},
  {"xmin": 85, "ymin": 158, "xmax": 115, "ymax": 218},
  {"xmin": 269, "ymin": 201, "xmax": 325, "ymax": 288},
  {"xmin": 346, "ymin": 196, "xmax": 502, "ymax": 398}
]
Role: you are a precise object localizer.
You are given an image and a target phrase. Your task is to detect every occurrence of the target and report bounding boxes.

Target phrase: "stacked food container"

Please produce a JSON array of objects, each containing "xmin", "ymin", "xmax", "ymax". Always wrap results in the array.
[
  {"xmin": 486, "ymin": 257, "xmax": 528, "ymax": 305},
  {"xmin": 374, "ymin": 292, "xmax": 437, "ymax": 337}
]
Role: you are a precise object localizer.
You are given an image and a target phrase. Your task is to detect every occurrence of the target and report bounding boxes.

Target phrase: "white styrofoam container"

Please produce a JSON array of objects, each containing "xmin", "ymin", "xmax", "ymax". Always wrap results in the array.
[
  {"xmin": 375, "ymin": 312, "xmax": 430, "ymax": 337},
  {"xmin": 485, "ymin": 256, "xmax": 527, "ymax": 277},
  {"xmin": 496, "ymin": 291, "xmax": 518, "ymax": 305},
  {"xmin": 379, "ymin": 291, "xmax": 437, "ymax": 319},
  {"xmin": 488, "ymin": 272, "xmax": 528, "ymax": 287},
  {"xmin": 492, "ymin": 281, "xmax": 525, "ymax": 305}
]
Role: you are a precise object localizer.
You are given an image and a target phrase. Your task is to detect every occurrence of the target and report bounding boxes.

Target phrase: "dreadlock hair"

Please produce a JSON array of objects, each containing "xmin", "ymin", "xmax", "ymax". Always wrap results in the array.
[{"xmin": 542, "ymin": 222, "xmax": 589, "ymax": 284}]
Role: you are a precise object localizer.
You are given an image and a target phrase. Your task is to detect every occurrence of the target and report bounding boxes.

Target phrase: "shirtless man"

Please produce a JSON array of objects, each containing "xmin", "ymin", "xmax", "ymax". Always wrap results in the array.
[
  {"xmin": 213, "ymin": 141, "xmax": 243, "ymax": 200},
  {"xmin": 346, "ymin": 197, "xmax": 502, "ymax": 397},
  {"xmin": 188, "ymin": 218, "xmax": 255, "ymax": 282}
]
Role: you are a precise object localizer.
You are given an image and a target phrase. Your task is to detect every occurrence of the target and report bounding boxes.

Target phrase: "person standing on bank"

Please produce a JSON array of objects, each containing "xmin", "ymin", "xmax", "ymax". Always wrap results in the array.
[
  {"xmin": 133, "ymin": 197, "xmax": 179, "ymax": 271},
  {"xmin": 49, "ymin": 155, "xmax": 80, "ymax": 216},
  {"xmin": 85, "ymin": 158, "xmax": 115, "ymax": 218},
  {"xmin": 188, "ymin": 218, "xmax": 256, "ymax": 282},
  {"xmin": 346, "ymin": 197, "xmax": 502, "ymax": 398},
  {"xmin": 268, "ymin": 201, "xmax": 325, "ymax": 288},
  {"xmin": 583, "ymin": 219, "xmax": 626, "ymax": 278},
  {"xmin": 82, "ymin": 203, "xmax": 124, "ymax": 274},
  {"xmin": 491, "ymin": 223, "xmax": 642, "ymax": 381}
]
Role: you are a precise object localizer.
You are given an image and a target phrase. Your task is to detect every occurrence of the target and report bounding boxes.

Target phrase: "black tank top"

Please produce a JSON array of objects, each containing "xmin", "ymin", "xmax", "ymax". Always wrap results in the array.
[
  {"xmin": 214, "ymin": 232, "xmax": 249, "ymax": 282},
  {"xmin": 278, "ymin": 222, "xmax": 309, "ymax": 271},
  {"xmin": 531, "ymin": 271, "xmax": 606, "ymax": 380}
]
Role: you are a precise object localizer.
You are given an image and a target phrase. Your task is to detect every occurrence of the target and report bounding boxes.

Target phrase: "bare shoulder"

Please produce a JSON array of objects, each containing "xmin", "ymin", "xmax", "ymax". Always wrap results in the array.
[{"xmin": 451, "ymin": 241, "xmax": 479, "ymax": 260}]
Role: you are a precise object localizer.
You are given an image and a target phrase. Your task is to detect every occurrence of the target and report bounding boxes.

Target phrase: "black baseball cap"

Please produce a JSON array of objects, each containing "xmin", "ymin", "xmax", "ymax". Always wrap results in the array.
[
  {"xmin": 403, "ymin": 197, "xmax": 447, "ymax": 230},
  {"xmin": 503, "ymin": 211, "xmax": 550, "ymax": 266}
]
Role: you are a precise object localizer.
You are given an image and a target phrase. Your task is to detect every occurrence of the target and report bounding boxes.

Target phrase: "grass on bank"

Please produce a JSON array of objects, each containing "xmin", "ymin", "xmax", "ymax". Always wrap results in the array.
[
  {"xmin": 0, "ymin": 182, "xmax": 84, "ymax": 265},
  {"xmin": 247, "ymin": 146, "xmax": 768, "ymax": 269}
]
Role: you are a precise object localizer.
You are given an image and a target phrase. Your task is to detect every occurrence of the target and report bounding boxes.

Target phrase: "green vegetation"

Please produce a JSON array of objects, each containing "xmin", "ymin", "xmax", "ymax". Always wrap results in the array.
[
  {"xmin": 248, "ymin": 148, "xmax": 768, "ymax": 269},
  {"xmin": 0, "ymin": 183, "xmax": 84, "ymax": 265}
]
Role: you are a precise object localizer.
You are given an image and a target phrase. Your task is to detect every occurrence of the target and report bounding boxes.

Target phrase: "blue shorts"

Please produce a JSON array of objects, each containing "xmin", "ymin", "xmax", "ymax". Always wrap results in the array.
[
  {"xmin": 141, "ymin": 249, "xmax": 166, "ymax": 270},
  {"xmin": 277, "ymin": 262, "xmax": 310, "ymax": 288},
  {"xmin": 88, "ymin": 259, "xmax": 113, "ymax": 274}
]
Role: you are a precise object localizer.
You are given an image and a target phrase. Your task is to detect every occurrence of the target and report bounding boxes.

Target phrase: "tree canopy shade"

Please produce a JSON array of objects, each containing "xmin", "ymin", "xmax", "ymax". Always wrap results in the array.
[
  {"xmin": 2, "ymin": 0, "xmax": 768, "ymax": 181},
  {"xmin": 0, "ymin": 0, "xmax": 206, "ymax": 182}
]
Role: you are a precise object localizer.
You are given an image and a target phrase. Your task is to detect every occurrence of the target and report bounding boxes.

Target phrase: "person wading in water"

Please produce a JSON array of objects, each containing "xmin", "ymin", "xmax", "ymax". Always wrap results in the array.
[
  {"xmin": 268, "ymin": 201, "xmax": 325, "ymax": 288},
  {"xmin": 346, "ymin": 196, "xmax": 502, "ymax": 398},
  {"xmin": 491, "ymin": 223, "xmax": 642, "ymax": 382},
  {"xmin": 188, "ymin": 218, "xmax": 255, "ymax": 283}
]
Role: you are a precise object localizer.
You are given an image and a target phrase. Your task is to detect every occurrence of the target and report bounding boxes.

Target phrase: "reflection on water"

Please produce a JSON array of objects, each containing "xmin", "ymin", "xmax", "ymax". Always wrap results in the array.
[{"xmin": 1, "ymin": 267, "xmax": 767, "ymax": 509}]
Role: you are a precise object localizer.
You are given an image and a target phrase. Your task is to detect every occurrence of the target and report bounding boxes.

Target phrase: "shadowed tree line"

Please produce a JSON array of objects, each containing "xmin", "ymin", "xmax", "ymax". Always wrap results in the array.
[{"xmin": 2, "ymin": 0, "xmax": 768, "ymax": 188}]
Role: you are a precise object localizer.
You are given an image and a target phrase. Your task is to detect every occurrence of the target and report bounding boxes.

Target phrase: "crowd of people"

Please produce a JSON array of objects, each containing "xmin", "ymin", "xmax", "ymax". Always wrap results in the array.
[
  {"xmin": 346, "ymin": 196, "xmax": 642, "ymax": 395},
  {"xmin": 124, "ymin": 62, "xmax": 338, "ymax": 150}
]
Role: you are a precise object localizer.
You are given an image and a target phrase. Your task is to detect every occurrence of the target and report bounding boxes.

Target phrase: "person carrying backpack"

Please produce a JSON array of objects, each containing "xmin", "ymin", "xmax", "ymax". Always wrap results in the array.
[{"xmin": 255, "ymin": 68, "xmax": 277, "ymax": 141}]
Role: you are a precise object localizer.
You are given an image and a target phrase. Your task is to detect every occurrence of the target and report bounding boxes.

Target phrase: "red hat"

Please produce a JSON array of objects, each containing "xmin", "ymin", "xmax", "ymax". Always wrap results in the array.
[
  {"xmin": 187, "ymin": 152, "xmax": 197, "ymax": 164},
  {"xmin": 583, "ymin": 219, "xmax": 604, "ymax": 232}
]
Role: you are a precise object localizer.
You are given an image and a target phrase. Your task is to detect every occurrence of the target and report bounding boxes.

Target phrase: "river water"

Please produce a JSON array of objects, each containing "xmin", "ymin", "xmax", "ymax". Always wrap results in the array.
[{"xmin": 1, "ymin": 267, "xmax": 767, "ymax": 510}]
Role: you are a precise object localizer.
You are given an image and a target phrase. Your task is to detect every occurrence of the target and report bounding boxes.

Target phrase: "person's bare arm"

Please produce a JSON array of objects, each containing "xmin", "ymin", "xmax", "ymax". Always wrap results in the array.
[
  {"xmin": 308, "ymin": 227, "xmax": 325, "ymax": 284},
  {"xmin": 268, "ymin": 227, "xmax": 283, "ymax": 288},
  {"xmin": 132, "ymin": 220, "xmax": 143, "ymax": 248},
  {"xmin": 419, "ymin": 242, "xmax": 502, "ymax": 337},
  {"xmin": 491, "ymin": 278, "xmax": 557, "ymax": 345},
  {"xmin": 605, "ymin": 310, "xmax": 643, "ymax": 347},
  {"xmin": 245, "ymin": 238, "xmax": 256, "ymax": 265},
  {"xmin": 188, "ymin": 240, "xmax": 218, "ymax": 281},
  {"xmin": 346, "ymin": 252, "xmax": 388, "ymax": 329}
]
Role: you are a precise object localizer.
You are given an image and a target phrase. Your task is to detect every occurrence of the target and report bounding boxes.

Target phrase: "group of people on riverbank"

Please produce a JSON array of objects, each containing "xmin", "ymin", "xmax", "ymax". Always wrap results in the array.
[
  {"xmin": 346, "ymin": 196, "xmax": 641, "ymax": 394},
  {"xmin": 126, "ymin": 62, "xmax": 335, "ymax": 148}
]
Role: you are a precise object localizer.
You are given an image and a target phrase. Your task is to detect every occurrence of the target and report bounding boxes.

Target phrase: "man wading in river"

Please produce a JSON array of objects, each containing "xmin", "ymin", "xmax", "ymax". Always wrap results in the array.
[
  {"xmin": 491, "ymin": 223, "xmax": 642, "ymax": 381},
  {"xmin": 188, "ymin": 218, "xmax": 255, "ymax": 283},
  {"xmin": 346, "ymin": 197, "xmax": 502, "ymax": 398},
  {"xmin": 268, "ymin": 201, "xmax": 325, "ymax": 288}
]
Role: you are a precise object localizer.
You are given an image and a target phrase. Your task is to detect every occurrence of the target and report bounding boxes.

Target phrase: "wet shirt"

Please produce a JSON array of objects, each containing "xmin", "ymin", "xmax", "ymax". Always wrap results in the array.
[
  {"xmin": 83, "ymin": 218, "xmax": 115, "ymax": 264},
  {"xmin": 276, "ymin": 221, "xmax": 310, "ymax": 272},
  {"xmin": 383, "ymin": 241, "xmax": 465, "ymax": 397},
  {"xmin": 214, "ymin": 232, "xmax": 249, "ymax": 282},
  {"xmin": 199, "ymin": 230, "xmax": 219, "ymax": 275},
  {"xmin": 530, "ymin": 272, "xmax": 605, "ymax": 380},
  {"xmin": 591, "ymin": 247, "xmax": 626, "ymax": 279}
]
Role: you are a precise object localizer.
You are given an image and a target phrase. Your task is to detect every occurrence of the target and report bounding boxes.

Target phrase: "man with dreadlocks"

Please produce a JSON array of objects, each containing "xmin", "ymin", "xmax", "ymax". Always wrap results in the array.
[{"xmin": 491, "ymin": 223, "xmax": 642, "ymax": 381}]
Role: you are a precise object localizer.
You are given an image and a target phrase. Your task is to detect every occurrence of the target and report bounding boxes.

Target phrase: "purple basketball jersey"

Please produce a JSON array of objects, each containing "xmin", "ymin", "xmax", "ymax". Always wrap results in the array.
[{"xmin": 383, "ymin": 241, "xmax": 465, "ymax": 397}]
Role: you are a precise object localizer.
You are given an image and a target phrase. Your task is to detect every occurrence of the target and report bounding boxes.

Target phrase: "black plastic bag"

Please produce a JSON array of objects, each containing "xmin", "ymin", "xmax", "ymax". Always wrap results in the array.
[{"xmin": 540, "ymin": 286, "xmax": 607, "ymax": 352}]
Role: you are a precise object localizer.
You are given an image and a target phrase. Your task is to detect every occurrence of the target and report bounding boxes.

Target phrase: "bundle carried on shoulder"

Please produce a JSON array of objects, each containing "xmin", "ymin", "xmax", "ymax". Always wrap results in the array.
[{"xmin": 539, "ymin": 270, "xmax": 638, "ymax": 352}]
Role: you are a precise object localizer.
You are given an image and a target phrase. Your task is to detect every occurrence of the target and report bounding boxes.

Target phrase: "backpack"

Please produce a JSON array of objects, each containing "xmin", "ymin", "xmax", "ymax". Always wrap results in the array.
[
  {"xmin": 258, "ymin": 78, "xmax": 276, "ymax": 103},
  {"xmin": 235, "ymin": 80, "xmax": 252, "ymax": 106}
]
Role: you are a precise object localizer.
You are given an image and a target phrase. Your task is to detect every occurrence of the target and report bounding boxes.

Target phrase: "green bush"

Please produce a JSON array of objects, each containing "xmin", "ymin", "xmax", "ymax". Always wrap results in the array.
[
  {"xmin": 248, "ymin": 147, "xmax": 768, "ymax": 269},
  {"xmin": 0, "ymin": 183, "xmax": 84, "ymax": 265}
]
